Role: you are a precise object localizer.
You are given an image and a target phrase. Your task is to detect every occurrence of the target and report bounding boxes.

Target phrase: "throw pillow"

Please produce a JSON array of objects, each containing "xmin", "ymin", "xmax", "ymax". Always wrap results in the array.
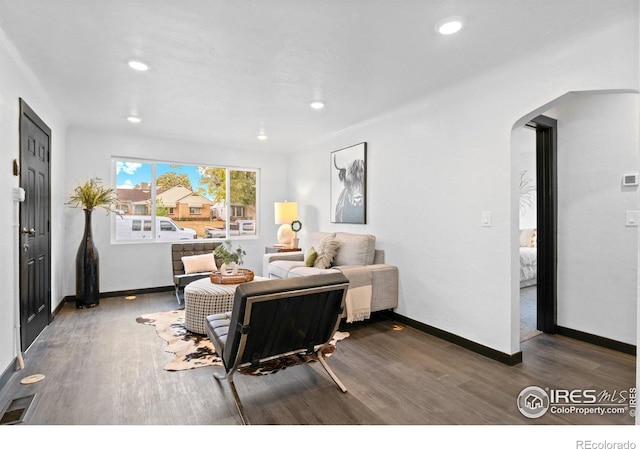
[
  {"xmin": 314, "ymin": 236, "xmax": 339, "ymax": 269},
  {"xmin": 333, "ymin": 232, "xmax": 376, "ymax": 266},
  {"xmin": 304, "ymin": 247, "xmax": 318, "ymax": 267},
  {"xmin": 181, "ymin": 253, "xmax": 217, "ymax": 274},
  {"xmin": 519, "ymin": 228, "xmax": 537, "ymax": 248}
]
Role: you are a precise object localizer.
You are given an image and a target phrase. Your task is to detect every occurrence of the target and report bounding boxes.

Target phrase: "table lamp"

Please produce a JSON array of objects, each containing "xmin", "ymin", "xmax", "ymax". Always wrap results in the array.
[{"xmin": 274, "ymin": 201, "xmax": 298, "ymax": 247}]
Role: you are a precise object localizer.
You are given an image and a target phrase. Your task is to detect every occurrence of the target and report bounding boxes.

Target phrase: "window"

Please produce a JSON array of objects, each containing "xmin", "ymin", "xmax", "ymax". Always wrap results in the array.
[
  {"xmin": 114, "ymin": 159, "xmax": 258, "ymax": 242},
  {"xmin": 231, "ymin": 205, "xmax": 245, "ymax": 218},
  {"xmin": 160, "ymin": 221, "xmax": 175, "ymax": 232}
]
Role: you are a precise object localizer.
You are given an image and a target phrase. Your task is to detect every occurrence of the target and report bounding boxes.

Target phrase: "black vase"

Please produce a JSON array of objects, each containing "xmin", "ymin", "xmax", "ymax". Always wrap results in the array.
[{"xmin": 76, "ymin": 209, "xmax": 100, "ymax": 308}]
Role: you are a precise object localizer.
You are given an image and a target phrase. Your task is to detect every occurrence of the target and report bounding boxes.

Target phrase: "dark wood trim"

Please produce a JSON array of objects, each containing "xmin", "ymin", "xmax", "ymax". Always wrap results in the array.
[
  {"xmin": 52, "ymin": 299, "xmax": 65, "ymax": 316},
  {"xmin": 63, "ymin": 285, "xmax": 173, "ymax": 302},
  {"xmin": 556, "ymin": 326, "xmax": 636, "ymax": 356},
  {"xmin": 392, "ymin": 313, "xmax": 523, "ymax": 366},
  {"xmin": 526, "ymin": 115, "xmax": 558, "ymax": 334}
]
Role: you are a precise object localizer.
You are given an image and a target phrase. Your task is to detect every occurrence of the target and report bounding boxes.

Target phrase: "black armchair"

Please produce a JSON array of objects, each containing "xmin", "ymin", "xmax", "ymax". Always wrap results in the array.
[
  {"xmin": 171, "ymin": 242, "xmax": 221, "ymax": 304},
  {"xmin": 204, "ymin": 273, "xmax": 350, "ymax": 424}
]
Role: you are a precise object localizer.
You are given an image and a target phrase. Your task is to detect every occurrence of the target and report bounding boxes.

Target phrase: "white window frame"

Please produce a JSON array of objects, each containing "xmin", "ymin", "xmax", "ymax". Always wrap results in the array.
[{"xmin": 111, "ymin": 157, "xmax": 259, "ymax": 243}]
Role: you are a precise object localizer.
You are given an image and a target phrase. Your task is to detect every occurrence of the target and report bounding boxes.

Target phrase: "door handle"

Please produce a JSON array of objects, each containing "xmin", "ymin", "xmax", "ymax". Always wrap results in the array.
[
  {"xmin": 22, "ymin": 227, "xmax": 36, "ymax": 235},
  {"xmin": 23, "ymin": 243, "xmax": 29, "ymax": 252}
]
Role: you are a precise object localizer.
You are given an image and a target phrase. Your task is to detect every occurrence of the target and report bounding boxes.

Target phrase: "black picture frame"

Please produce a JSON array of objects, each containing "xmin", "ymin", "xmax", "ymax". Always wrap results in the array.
[{"xmin": 330, "ymin": 142, "xmax": 367, "ymax": 224}]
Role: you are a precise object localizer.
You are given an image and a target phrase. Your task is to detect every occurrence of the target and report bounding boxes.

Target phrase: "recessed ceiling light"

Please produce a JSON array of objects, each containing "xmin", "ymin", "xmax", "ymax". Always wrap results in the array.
[
  {"xmin": 128, "ymin": 60, "xmax": 149, "ymax": 71},
  {"xmin": 310, "ymin": 101, "xmax": 325, "ymax": 110},
  {"xmin": 257, "ymin": 135, "xmax": 267, "ymax": 141},
  {"xmin": 127, "ymin": 116, "xmax": 142, "ymax": 124},
  {"xmin": 436, "ymin": 17, "xmax": 464, "ymax": 35}
]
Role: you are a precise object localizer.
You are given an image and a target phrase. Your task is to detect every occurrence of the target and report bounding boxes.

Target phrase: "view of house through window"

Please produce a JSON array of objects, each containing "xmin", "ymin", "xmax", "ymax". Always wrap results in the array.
[{"xmin": 114, "ymin": 159, "xmax": 258, "ymax": 241}]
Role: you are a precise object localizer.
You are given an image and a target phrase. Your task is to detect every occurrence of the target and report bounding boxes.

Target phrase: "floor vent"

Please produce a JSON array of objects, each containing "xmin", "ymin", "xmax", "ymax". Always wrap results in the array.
[{"xmin": 0, "ymin": 394, "xmax": 35, "ymax": 425}]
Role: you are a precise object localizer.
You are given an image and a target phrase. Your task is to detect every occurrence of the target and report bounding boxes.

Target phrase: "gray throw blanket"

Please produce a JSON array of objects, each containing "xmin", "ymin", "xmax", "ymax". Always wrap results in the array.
[{"xmin": 335, "ymin": 266, "xmax": 373, "ymax": 323}]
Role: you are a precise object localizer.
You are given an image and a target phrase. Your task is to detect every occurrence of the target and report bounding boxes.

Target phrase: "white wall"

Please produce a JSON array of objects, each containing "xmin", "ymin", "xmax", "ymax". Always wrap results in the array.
[
  {"xmin": 556, "ymin": 92, "xmax": 638, "ymax": 344},
  {"xmin": 289, "ymin": 18, "xmax": 638, "ymax": 356},
  {"xmin": 0, "ymin": 28, "xmax": 67, "ymax": 373},
  {"xmin": 62, "ymin": 127, "xmax": 290, "ymax": 296}
]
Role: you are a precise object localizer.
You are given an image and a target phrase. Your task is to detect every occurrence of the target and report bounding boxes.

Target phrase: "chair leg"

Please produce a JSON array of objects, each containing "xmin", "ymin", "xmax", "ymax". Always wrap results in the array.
[
  {"xmin": 211, "ymin": 365, "xmax": 227, "ymax": 380},
  {"xmin": 212, "ymin": 369, "xmax": 250, "ymax": 425},
  {"xmin": 174, "ymin": 286, "xmax": 182, "ymax": 305},
  {"xmin": 317, "ymin": 353, "xmax": 348, "ymax": 393},
  {"xmin": 228, "ymin": 377, "xmax": 250, "ymax": 425}
]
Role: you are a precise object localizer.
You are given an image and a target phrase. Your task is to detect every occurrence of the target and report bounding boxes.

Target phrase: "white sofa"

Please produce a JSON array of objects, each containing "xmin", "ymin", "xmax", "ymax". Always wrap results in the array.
[{"xmin": 263, "ymin": 232, "xmax": 398, "ymax": 320}]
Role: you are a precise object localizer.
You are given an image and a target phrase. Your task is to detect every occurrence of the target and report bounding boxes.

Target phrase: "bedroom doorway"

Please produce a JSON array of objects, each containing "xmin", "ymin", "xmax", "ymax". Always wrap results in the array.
[
  {"xmin": 518, "ymin": 115, "xmax": 558, "ymax": 341},
  {"xmin": 517, "ymin": 125, "xmax": 540, "ymax": 341},
  {"xmin": 529, "ymin": 115, "xmax": 557, "ymax": 335}
]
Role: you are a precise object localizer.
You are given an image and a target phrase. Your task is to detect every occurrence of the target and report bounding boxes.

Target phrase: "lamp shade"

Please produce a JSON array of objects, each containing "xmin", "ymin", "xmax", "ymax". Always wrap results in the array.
[
  {"xmin": 274, "ymin": 202, "xmax": 298, "ymax": 224},
  {"xmin": 274, "ymin": 202, "xmax": 298, "ymax": 246}
]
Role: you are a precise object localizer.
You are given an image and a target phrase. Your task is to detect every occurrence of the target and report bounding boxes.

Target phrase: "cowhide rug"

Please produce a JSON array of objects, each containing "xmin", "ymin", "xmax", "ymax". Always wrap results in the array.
[
  {"xmin": 137, "ymin": 309, "xmax": 219, "ymax": 371},
  {"xmin": 137, "ymin": 309, "xmax": 349, "ymax": 372}
]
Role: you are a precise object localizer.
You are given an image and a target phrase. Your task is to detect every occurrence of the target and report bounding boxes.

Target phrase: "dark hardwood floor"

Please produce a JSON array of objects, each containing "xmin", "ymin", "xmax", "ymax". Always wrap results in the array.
[{"xmin": 0, "ymin": 291, "xmax": 635, "ymax": 436}]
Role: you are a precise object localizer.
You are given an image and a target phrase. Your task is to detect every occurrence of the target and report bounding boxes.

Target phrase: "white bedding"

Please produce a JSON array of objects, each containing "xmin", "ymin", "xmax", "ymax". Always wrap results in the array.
[{"xmin": 520, "ymin": 247, "xmax": 537, "ymax": 287}]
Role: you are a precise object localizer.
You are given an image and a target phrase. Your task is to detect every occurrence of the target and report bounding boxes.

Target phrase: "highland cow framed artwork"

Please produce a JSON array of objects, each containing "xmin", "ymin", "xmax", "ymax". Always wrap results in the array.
[{"xmin": 330, "ymin": 142, "xmax": 367, "ymax": 224}]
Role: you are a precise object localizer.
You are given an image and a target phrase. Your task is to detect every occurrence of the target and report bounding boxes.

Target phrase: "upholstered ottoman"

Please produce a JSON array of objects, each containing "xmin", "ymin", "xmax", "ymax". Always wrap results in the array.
[{"xmin": 184, "ymin": 276, "xmax": 266, "ymax": 334}]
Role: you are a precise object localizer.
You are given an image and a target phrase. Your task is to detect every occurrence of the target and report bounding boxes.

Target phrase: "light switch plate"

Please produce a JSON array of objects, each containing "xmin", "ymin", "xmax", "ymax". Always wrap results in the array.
[
  {"xmin": 625, "ymin": 211, "xmax": 639, "ymax": 227},
  {"xmin": 481, "ymin": 211, "xmax": 492, "ymax": 227}
]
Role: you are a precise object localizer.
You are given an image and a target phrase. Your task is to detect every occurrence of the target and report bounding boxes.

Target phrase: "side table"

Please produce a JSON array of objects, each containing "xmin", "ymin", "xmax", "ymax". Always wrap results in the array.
[{"xmin": 265, "ymin": 247, "xmax": 302, "ymax": 254}]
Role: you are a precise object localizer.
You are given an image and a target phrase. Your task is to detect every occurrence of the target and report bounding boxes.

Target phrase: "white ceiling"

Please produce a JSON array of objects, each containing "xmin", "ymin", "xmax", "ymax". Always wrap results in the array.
[{"xmin": 0, "ymin": 0, "xmax": 634, "ymax": 152}]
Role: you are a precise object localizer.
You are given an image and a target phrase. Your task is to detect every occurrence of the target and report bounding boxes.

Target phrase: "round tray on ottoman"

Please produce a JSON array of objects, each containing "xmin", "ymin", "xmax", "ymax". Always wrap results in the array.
[{"xmin": 210, "ymin": 268, "xmax": 254, "ymax": 284}]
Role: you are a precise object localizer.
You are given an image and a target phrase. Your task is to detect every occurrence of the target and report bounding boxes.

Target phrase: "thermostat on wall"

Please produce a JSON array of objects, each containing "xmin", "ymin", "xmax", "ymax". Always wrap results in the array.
[{"xmin": 622, "ymin": 173, "xmax": 639, "ymax": 187}]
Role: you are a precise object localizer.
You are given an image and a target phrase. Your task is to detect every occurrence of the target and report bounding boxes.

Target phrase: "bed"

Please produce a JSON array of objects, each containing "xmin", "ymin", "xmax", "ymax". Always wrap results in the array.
[{"xmin": 519, "ymin": 228, "xmax": 537, "ymax": 288}]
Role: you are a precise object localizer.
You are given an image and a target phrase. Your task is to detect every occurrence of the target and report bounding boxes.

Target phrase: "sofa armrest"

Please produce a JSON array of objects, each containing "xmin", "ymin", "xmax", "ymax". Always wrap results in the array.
[
  {"xmin": 369, "ymin": 264, "xmax": 398, "ymax": 312},
  {"xmin": 262, "ymin": 252, "xmax": 304, "ymax": 276}
]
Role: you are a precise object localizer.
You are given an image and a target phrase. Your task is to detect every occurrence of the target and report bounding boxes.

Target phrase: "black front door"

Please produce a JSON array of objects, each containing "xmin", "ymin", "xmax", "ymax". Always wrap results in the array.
[{"xmin": 19, "ymin": 99, "xmax": 51, "ymax": 350}]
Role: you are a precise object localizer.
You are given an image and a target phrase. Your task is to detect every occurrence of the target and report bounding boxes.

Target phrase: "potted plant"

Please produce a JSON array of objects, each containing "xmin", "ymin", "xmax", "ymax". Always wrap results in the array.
[
  {"xmin": 291, "ymin": 219, "xmax": 302, "ymax": 248},
  {"xmin": 214, "ymin": 240, "xmax": 246, "ymax": 274},
  {"xmin": 67, "ymin": 178, "xmax": 117, "ymax": 308}
]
